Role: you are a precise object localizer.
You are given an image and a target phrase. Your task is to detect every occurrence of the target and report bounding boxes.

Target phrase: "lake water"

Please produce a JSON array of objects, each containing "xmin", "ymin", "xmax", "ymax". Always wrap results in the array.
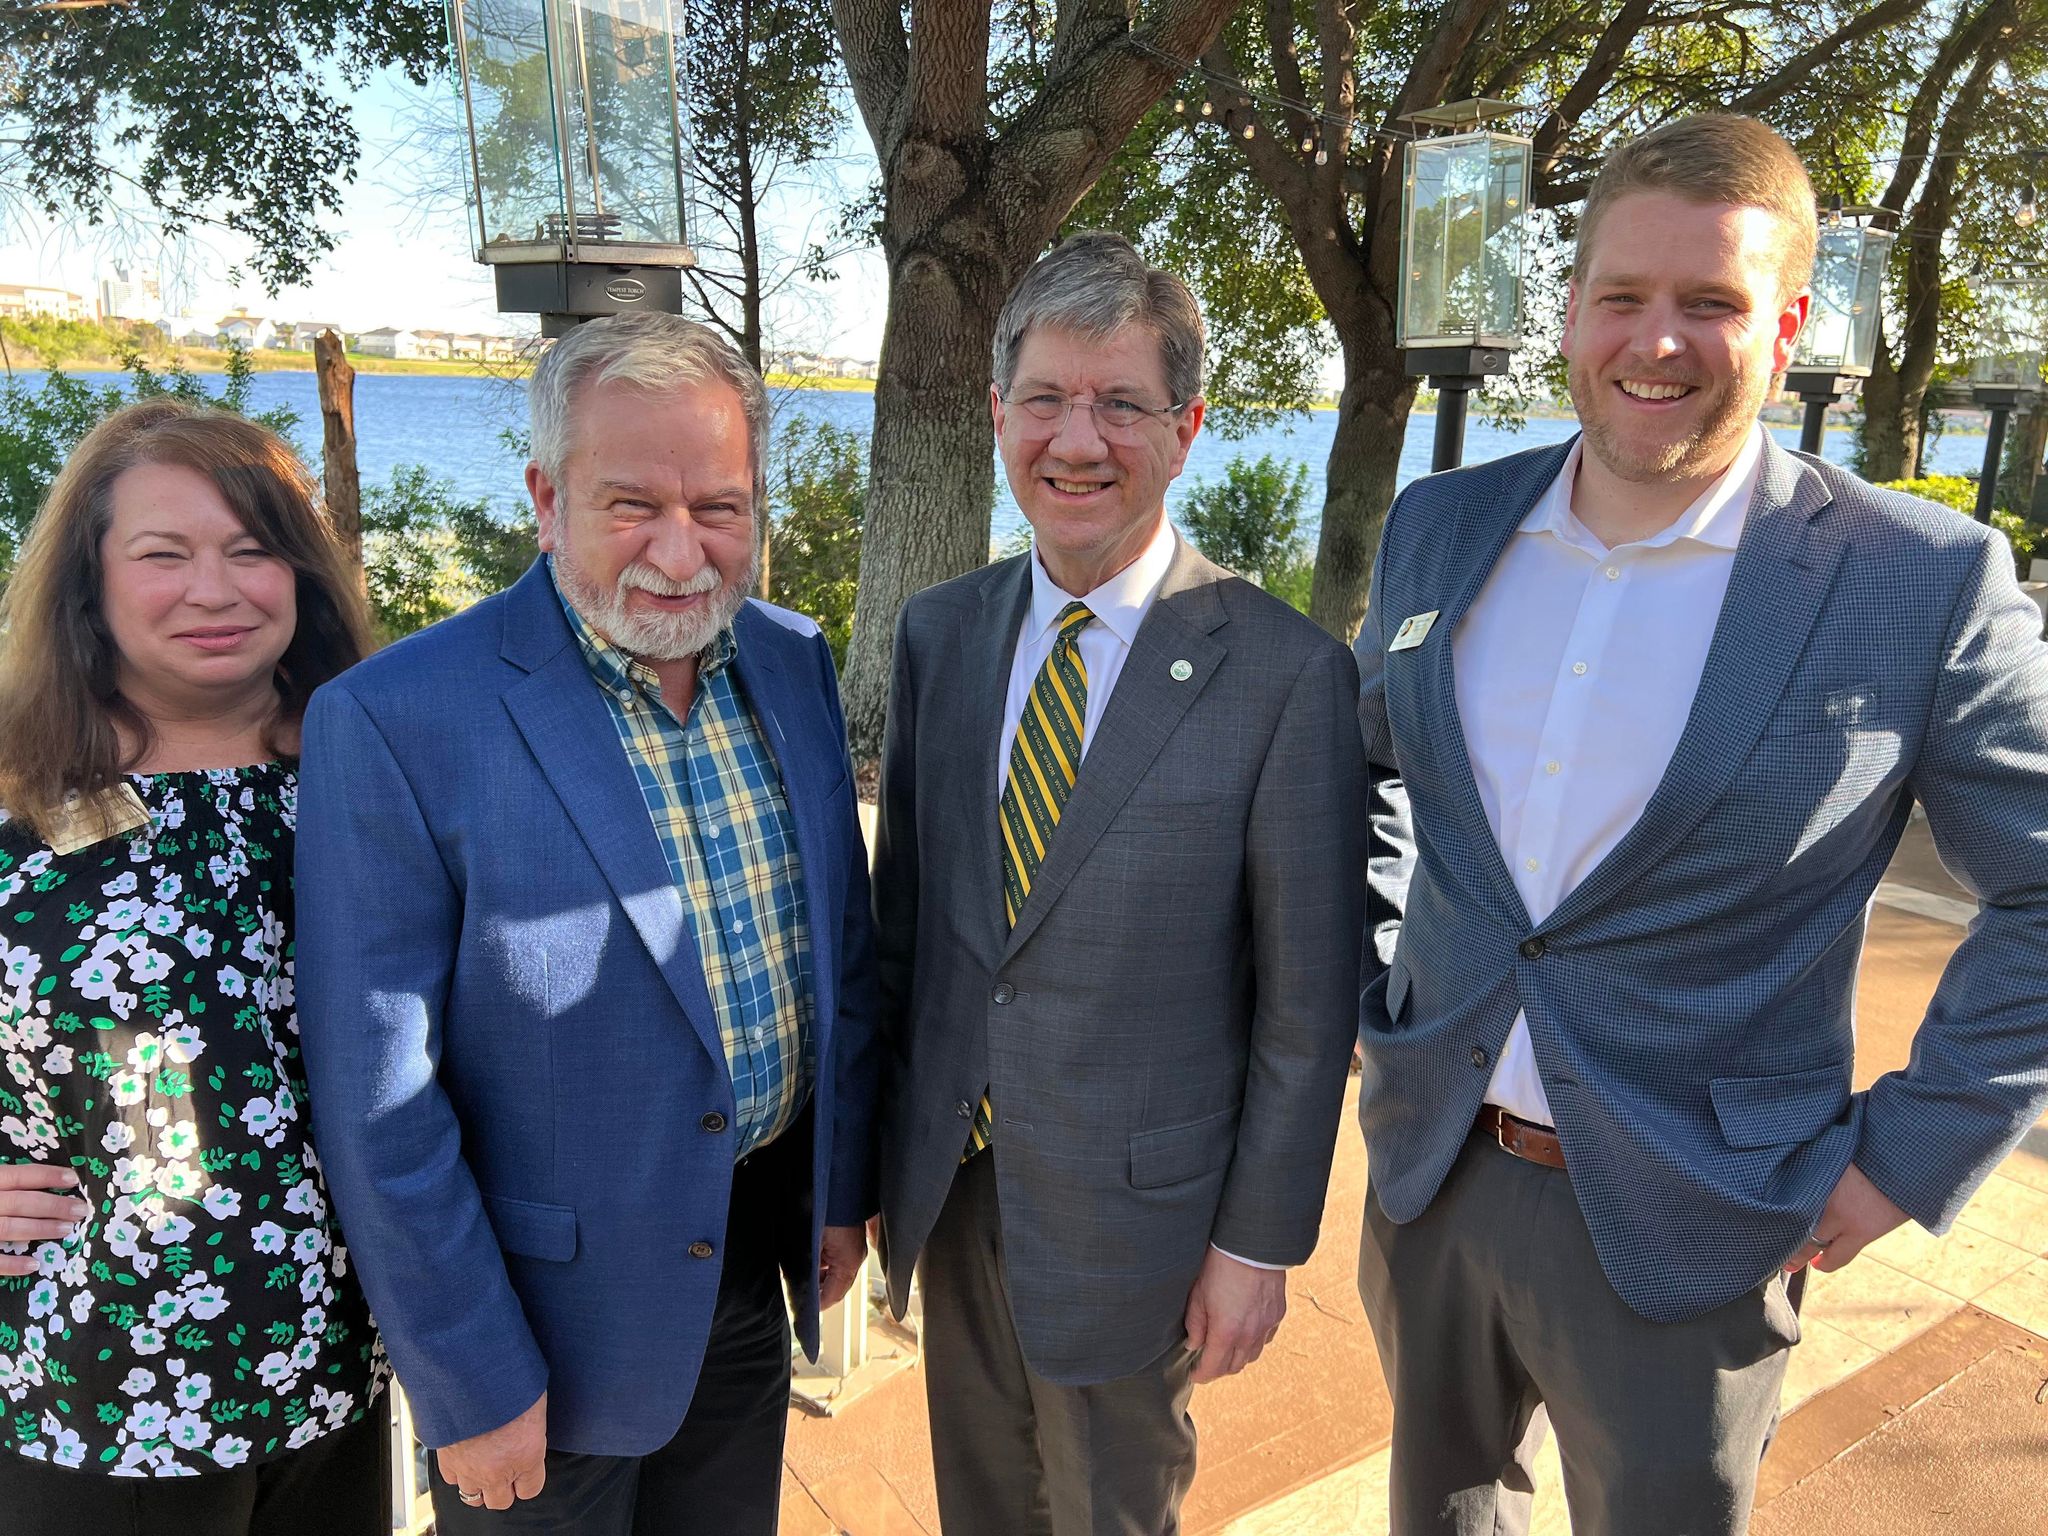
[{"xmin": 14, "ymin": 369, "xmax": 1985, "ymax": 546}]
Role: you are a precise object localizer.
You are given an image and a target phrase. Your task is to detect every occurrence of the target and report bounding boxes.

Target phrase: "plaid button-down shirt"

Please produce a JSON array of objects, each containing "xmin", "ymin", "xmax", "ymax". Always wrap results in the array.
[{"xmin": 554, "ymin": 565, "xmax": 816, "ymax": 1158}]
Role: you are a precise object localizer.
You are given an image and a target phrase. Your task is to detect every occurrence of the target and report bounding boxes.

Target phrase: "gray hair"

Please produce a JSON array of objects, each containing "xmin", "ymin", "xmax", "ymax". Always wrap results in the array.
[
  {"xmin": 992, "ymin": 232, "xmax": 1206, "ymax": 406},
  {"xmin": 528, "ymin": 312, "xmax": 770, "ymax": 500}
]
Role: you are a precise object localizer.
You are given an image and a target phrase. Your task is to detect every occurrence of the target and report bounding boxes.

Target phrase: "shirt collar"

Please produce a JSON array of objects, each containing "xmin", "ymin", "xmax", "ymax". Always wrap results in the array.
[
  {"xmin": 1026, "ymin": 514, "xmax": 1177, "ymax": 650},
  {"xmin": 1523, "ymin": 425, "xmax": 1762, "ymax": 555},
  {"xmin": 549, "ymin": 555, "xmax": 738, "ymax": 704}
]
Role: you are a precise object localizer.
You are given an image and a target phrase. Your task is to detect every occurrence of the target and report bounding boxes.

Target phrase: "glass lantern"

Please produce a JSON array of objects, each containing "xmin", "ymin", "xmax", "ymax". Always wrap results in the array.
[
  {"xmin": 1794, "ymin": 220, "xmax": 1893, "ymax": 376},
  {"xmin": 1397, "ymin": 129, "xmax": 1532, "ymax": 353},
  {"xmin": 449, "ymin": 0, "xmax": 694, "ymax": 330},
  {"xmin": 1968, "ymin": 276, "xmax": 2048, "ymax": 395}
]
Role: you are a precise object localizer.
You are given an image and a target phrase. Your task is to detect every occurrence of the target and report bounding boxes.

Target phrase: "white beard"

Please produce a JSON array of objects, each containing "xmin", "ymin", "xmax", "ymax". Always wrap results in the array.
[{"xmin": 554, "ymin": 546, "xmax": 753, "ymax": 661}]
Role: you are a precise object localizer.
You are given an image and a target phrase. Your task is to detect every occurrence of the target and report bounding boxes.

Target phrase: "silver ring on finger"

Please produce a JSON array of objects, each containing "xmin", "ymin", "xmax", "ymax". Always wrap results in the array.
[{"xmin": 460, "ymin": 1491, "xmax": 484, "ymax": 1506}]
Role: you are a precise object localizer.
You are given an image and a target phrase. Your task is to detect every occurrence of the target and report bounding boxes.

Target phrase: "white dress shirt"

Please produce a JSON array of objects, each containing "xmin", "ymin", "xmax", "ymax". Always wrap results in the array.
[
  {"xmin": 996, "ymin": 517, "xmax": 1278, "ymax": 1270},
  {"xmin": 1455, "ymin": 426, "xmax": 1765, "ymax": 1127},
  {"xmin": 996, "ymin": 516, "xmax": 1178, "ymax": 798}
]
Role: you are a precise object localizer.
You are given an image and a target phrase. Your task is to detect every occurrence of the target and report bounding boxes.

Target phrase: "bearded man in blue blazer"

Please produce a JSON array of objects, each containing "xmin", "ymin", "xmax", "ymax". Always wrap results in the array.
[
  {"xmin": 296, "ymin": 314, "xmax": 878, "ymax": 1535},
  {"xmin": 1356, "ymin": 114, "xmax": 2048, "ymax": 1535}
]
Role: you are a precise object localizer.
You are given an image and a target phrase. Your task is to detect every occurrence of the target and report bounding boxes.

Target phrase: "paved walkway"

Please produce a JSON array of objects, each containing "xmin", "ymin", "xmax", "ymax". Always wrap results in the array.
[{"xmin": 782, "ymin": 815, "xmax": 2048, "ymax": 1534}]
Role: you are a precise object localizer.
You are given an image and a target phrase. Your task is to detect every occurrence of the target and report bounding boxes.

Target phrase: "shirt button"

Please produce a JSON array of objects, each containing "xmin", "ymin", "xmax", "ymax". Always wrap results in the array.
[
  {"xmin": 1605, "ymin": 567, "xmax": 1620, "ymax": 580},
  {"xmin": 1524, "ymin": 858, "xmax": 1540, "ymax": 873},
  {"xmin": 1545, "ymin": 761, "xmax": 1561, "ymax": 776},
  {"xmin": 1520, "ymin": 937, "xmax": 1548, "ymax": 960},
  {"xmin": 701, "ymin": 1112, "xmax": 726, "ymax": 1133},
  {"xmin": 689, "ymin": 1241, "xmax": 714, "ymax": 1260},
  {"xmin": 1572, "ymin": 662, "xmax": 1588, "ymax": 676},
  {"xmin": 731, "ymin": 920, "xmax": 744, "ymax": 935},
  {"xmin": 1471, "ymin": 1046, "xmax": 1490, "ymax": 1069},
  {"xmin": 615, "ymin": 689, "xmax": 634, "ymax": 705},
  {"xmin": 992, "ymin": 983, "xmax": 1015, "ymax": 1005},
  {"xmin": 955, "ymin": 1100, "xmax": 974, "ymax": 1119}
]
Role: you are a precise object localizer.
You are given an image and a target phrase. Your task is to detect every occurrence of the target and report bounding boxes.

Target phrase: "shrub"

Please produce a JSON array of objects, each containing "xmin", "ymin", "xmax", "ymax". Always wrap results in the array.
[
  {"xmin": 361, "ymin": 466, "xmax": 537, "ymax": 641},
  {"xmin": 767, "ymin": 419, "xmax": 865, "ymax": 666},
  {"xmin": 1176, "ymin": 452, "xmax": 1313, "ymax": 612}
]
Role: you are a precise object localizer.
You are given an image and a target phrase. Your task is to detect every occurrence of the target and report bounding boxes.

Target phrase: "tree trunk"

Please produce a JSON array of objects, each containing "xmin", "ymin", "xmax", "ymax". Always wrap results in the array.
[
  {"xmin": 837, "ymin": 222, "xmax": 1013, "ymax": 759},
  {"xmin": 313, "ymin": 330, "xmax": 362, "ymax": 585},
  {"xmin": 1859, "ymin": 340, "xmax": 1915, "ymax": 484},
  {"xmin": 1308, "ymin": 338, "xmax": 1416, "ymax": 636},
  {"xmin": 1998, "ymin": 402, "xmax": 2048, "ymax": 521}
]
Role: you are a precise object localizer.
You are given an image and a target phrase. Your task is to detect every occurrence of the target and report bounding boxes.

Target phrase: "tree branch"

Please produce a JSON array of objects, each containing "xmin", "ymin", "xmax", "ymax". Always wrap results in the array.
[
  {"xmin": 988, "ymin": 0, "xmax": 1239, "ymax": 245},
  {"xmin": 1530, "ymin": 0, "xmax": 1655, "ymax": 174},
  {"xmin": 830, "ymin": 0, "xmax": 910, "ymax": 163},
  {"xmin": 1724, "ymin": 0, "xmax": 1934, "ymax": 115},
  {"xmin": 905, "ymin": 0, "xmax": 993, "ymax": 142}
]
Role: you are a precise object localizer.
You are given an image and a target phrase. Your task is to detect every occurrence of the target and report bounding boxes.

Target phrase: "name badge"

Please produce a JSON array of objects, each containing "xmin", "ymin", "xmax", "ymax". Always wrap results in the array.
[
  {"xmin": 42, "ymin": 783, "xmax": 151, "ymax": 856},
  {"xmin": 1389, "ymin": 610, "xmax": 1440, "ymax": 652}
]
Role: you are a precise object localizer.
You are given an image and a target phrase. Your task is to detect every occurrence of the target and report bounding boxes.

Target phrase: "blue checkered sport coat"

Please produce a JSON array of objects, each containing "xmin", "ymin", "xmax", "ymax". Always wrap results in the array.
[
  {"xmin": 1356, "ymin": 434, "xmax": 2048, "ymax": 1325},
  {"xmin": 295, "ymin": 561, "xmax": 879, "ymax": 1453}
]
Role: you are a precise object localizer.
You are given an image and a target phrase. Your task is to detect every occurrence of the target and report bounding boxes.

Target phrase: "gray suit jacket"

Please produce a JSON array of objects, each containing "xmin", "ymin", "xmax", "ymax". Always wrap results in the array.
[
  {"xmin": 874, "ymin": 535, "xmax": 1369, "ymax": 1384},
  {"xmin": 1357, "ymin": 436, "xmax": 2048, "ymax": 1324}
]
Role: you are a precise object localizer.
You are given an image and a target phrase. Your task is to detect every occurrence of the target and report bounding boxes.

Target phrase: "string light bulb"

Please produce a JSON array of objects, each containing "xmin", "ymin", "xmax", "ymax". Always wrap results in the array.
[
  {"xmin": 1200, "ymin": 99, "xmax": 1214, "ymax": 117},
  {"xmin": 1825, "ymin": 193, "xmax": 1844, "ymax": 227},
  {"xmin": 1173, "ymin": 97, "xmax": 1186, "ymax": 114},
  {"xmin": 2020, "ymin": 184, "xmax": 2039, "ymax": 228}
]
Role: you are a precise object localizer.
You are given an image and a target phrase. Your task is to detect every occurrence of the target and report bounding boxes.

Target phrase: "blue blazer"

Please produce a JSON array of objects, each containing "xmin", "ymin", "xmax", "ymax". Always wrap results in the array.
[
  {"xmin": 296, "ymin": 561, "xmax": 879, "ymax": 1454},
  {"xmin": 1357, "ymin": 436, "xmax": 2048, "ymax": 1325}
]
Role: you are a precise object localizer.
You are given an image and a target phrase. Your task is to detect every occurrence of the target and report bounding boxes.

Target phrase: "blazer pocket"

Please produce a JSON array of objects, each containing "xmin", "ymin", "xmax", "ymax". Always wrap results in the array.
[
  {"xmin": 1130, "ymin": 1104, "xmax": 1241, "ymax": 1189},
  {"xmin": 1708, "ymin": 1066, "xmax": 1850, "ymax": 1149},
  {"xmin": 482, "ymin": 1193, "xmax": 579, "ymax": 1262}
]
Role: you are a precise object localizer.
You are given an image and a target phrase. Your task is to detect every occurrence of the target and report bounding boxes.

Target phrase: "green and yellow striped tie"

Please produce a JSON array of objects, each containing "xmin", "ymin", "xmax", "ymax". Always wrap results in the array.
[{"xmin": 967, "ymin": 599, "xmax": 1093, "ymax": 1159}]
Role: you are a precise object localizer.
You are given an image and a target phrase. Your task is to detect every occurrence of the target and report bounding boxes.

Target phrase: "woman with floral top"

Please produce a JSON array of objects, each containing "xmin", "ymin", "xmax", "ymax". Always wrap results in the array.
[{"xmin": 0, "ymin": 400, "xmax": 386, "ymax": 1533}]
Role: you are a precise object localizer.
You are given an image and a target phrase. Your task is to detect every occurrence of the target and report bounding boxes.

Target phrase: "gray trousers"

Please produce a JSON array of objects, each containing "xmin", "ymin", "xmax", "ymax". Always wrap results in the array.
[
  {"xmin": 1358, "ymin": 1132, "xmax": 1798, "ymax": 1536},
  {"xmin": 918, "ymin": 1152, "xmax": 1198, "ymax": 1536}
]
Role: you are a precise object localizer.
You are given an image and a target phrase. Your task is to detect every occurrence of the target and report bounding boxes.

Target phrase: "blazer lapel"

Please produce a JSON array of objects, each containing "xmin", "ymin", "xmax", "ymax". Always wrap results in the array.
[
  {"xmin": 1423, "ymin": 445, "xmax": 1571, "ymax": 929},
  {"xmin": 728, "ymin": 607, "xmax": 839, "ymax": 1045},
  {"xmin": 1545, "ymin": 440, "xmax": 1845, "ymax": 929},
  {"xmin": 962, "ymin": 558, "xmax": 1034, "ymax": 957},
  {"xmin": 498, "ymin": 566, "xmax": 725, "ymax": 1066},
  {"xmin": 1000, "ymin": 540, "xmax": 1227, "ymax": 961}
]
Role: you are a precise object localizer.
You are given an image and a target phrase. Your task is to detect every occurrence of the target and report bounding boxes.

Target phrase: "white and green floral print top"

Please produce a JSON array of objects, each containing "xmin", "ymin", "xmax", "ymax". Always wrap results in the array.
[{"xmin": 0, "ymin": 764, "xmax": 384, "ymax": 1476}]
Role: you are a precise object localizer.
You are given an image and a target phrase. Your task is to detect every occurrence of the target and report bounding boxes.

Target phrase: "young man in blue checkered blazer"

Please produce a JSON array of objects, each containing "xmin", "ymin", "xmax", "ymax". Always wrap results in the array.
[{"xmin": 1355, "ymin": 113, "xmax": 2048, "ymax": 1534}]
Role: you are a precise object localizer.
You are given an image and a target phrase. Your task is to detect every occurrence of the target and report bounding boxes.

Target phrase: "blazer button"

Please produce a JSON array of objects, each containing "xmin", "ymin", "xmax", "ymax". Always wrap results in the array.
[
  {"xmin": 955, "ymin": 1100, "xmax": 973, "ymax": 1119},
  {"xmin": 1471, "ymin": 1046, "xmax": 1490, "ymax": 1069},
  {"xmin": 701, "ymin": 1112, "xmax": 726, "ymax": 1133},
  {"xmin": 1519, "ymin": 937, "xmax": 1548, "ymax": 960},
  {"xmin": 992, "ymin": 983, "xmax": 1015, "ymax": 1005},
  {"xmin": 689, "ymin": 1241, "xmax": 714, "ymax": 1260}
]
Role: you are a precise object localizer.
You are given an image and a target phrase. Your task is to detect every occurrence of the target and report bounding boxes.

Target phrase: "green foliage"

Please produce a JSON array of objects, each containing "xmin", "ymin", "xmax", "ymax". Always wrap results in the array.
[
  {"xmin": 1879, "ymin": 474, "xmax": 1976, "ymax": 512},
  {"xmin": 1176, "ymin": 453, "xmax": 1314, "ymax": 612},
  {"xmin": 0, "ymin": 316, "xmax": 164, "ymax": 369},
  {"xmin": 766, "ymin": 419, "xmax": 865, "ymax": 666},
  {"xmin": 360, "ymin": 467, "xmax": 537, "ymax": 642},
  {"xmin": 1876, "ymin": 474, "xmax": 2040, "ymax": 578},
  {"xmin": 0, "ymin": 2, "xmax": 443, "ymax": 292},
  {"xmin": 1070, "ymin": 99, "xmax": 1327, "ymax": 434},
  {"xmin": 0, "ymin": 347, "xmax": 293, "ymax": 584}
]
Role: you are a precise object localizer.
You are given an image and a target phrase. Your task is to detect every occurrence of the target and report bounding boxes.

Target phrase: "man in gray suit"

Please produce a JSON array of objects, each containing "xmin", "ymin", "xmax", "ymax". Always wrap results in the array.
[
  {"xmin": 1356, "ymin": 114, "xmax": 2048, "ymax": 1534},
  {"xmin": 872, "ymin": 232, "xmax": 1368, "ymax": 1535}
]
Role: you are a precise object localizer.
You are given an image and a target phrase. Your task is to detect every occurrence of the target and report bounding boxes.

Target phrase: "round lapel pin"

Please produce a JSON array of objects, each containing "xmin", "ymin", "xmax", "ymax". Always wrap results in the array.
[{"xmin": 1170, "ymin": 659, "xmax": 1193, "ymax": 682}]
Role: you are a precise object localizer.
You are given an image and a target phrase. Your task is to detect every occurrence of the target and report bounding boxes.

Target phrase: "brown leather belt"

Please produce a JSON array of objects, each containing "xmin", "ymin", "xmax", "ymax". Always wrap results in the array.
[{"xmin": 1475, "ymin": 1105, "xmax": 1568, "ymax": 1170}]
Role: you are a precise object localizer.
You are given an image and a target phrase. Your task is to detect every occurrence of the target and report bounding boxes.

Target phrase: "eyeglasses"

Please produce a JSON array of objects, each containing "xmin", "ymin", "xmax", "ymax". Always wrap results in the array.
[{"xmin": 998, "ymin": 390, "xmax": 1189, "ymax": 441}]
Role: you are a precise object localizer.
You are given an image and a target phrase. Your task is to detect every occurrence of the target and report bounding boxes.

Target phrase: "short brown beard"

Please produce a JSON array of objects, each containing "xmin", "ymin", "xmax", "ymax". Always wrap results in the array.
[{"xmin": 1568, "ymin": 357, "xmax": 1766, "ymax": 484}]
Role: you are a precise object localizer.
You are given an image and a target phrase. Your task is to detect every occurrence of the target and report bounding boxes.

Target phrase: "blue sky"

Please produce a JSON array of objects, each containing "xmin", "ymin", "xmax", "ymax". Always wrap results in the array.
[{"xmin": 0, "ymin": 68, "xmax": 893, "ymax": 358}]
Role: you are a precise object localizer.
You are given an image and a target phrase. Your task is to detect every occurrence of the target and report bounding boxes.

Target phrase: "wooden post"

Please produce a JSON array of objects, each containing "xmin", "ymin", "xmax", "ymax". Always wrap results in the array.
[{"xmin": 313, "ymin": 329, "xmax": 362, "ymax": 576}]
